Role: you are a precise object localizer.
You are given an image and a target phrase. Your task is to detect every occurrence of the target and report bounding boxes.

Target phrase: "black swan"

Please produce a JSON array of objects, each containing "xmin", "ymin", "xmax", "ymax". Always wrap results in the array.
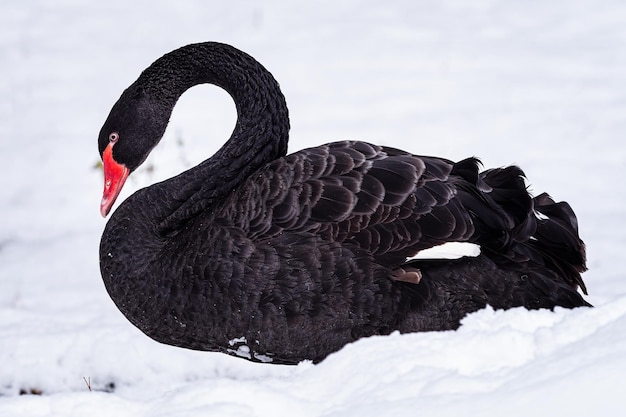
[{"xmin": 98, "ymin": 42, "xmax": 589, "ymax": 364}]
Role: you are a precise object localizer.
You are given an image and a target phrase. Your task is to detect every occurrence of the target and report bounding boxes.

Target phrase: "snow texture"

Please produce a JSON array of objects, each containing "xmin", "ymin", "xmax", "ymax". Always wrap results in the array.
[{"xmin": 1, "ymin": 0, "xmax": 625, "ymax": 416}]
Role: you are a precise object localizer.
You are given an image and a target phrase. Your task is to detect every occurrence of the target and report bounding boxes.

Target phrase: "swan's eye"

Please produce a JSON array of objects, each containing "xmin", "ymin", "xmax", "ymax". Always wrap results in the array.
[{"xmin": 109, "ymin": 132, "xmax": 119, "ymax": 143}]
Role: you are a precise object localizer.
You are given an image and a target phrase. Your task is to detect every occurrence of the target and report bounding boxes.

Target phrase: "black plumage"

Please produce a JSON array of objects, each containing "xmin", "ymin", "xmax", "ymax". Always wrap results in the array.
[{"xmin": 98, "ymin": 42, "xmax": 589, "ymax": 364}]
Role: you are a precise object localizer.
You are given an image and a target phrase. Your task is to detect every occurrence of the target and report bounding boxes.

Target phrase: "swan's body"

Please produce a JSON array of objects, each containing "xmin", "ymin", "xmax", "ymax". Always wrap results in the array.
[{"xmin": 99, "ymin": 42, "xmax": 589, "ymax": 364}]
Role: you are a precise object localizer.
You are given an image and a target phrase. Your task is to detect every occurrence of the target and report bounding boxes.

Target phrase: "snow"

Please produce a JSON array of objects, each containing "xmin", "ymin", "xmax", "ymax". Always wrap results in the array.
[{"xmin": 1, "ymin": 0, "xmax": 625, "ymax": 415}]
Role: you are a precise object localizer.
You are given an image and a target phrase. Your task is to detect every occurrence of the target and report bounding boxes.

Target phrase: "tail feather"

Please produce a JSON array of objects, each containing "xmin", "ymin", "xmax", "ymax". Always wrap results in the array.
[
  {"xmin": 394, "ymin": 166, "xmax": 590, "ymax": 329},
  {"xmin": 453, "ymin": 160, "xmax": 588, "ymax": 295},
  {"xmin": 452, "ymin": 161, "xmax": 535, "ymax": 253},
  {"xmin": 530, "ymin": 193, "xmax": 588, "ymax": 294},
  {"xmin": 478, "ymin": 166, "xmax": 537, "ymax": 245},
  {"xmin": 477, "ymin": 189, "xmax": 588, "ymax": 295}
]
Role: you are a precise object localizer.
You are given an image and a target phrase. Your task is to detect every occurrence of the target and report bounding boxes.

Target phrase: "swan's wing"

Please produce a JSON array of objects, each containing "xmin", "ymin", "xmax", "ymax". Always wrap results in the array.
[{"xmin": 222, "ymin": 140, "xmax": 478, "ymax": 265}]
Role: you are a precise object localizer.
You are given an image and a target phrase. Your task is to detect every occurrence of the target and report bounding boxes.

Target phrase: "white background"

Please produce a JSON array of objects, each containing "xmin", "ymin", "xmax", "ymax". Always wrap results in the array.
[{"xmin": 1, "ymin": 1, "xmax": 625, "ymax": 415}]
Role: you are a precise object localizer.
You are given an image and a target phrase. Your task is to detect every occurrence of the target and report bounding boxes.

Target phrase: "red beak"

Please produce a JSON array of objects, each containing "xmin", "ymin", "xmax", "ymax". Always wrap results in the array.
[{"xmin": 100, "ymin": 143, "xmax": 130, "ymax": 217}]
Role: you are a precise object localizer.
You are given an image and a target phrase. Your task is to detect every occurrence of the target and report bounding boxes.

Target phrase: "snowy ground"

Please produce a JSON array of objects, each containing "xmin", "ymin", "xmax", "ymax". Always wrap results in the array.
[{"xmin": 1, "ymin": 0, "xmax": 625, "ymax": 415}]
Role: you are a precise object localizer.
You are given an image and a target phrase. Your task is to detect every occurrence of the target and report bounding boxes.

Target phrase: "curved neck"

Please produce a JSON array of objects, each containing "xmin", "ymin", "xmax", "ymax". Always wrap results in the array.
[{"xmin": 135, "ymin": 42, "xmax": 290, "ymax": 231}]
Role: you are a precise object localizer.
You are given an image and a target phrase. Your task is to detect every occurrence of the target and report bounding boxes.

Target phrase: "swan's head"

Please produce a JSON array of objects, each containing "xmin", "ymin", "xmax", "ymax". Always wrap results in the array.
[{"xmin": 98, "ymin": 87, "xmax": 170, "ymax": 217}]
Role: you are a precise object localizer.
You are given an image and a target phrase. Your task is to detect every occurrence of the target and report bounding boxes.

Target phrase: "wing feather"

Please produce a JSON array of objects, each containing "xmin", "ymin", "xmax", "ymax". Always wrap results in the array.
[{"xmin": 219, "ymin": 140, "xmax": 476, "ymax": 265}]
